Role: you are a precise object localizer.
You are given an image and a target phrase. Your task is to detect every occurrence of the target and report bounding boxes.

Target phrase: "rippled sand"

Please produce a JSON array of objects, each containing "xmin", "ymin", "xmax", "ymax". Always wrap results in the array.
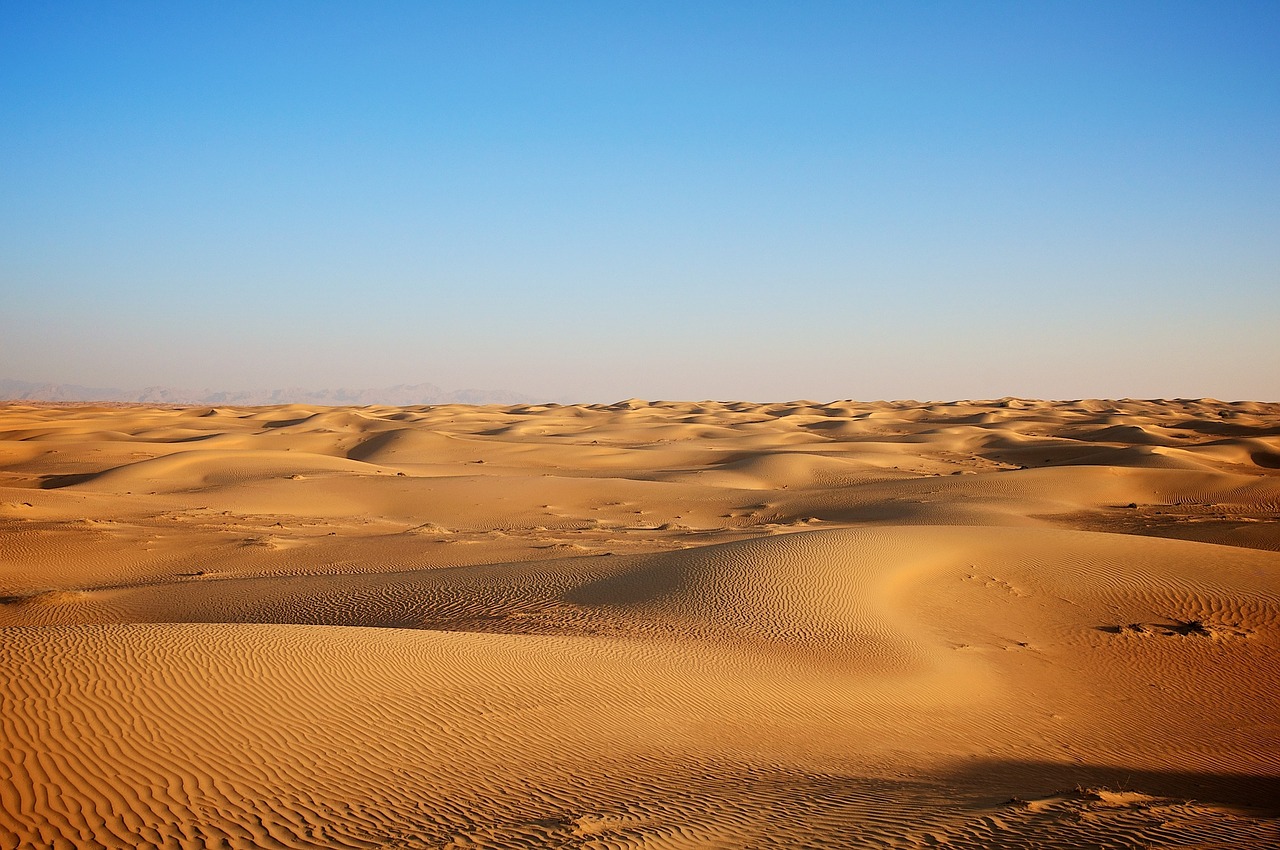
[{"xmin": 2, "ymin": 398, "xmax": 1278, "ymax": 848}]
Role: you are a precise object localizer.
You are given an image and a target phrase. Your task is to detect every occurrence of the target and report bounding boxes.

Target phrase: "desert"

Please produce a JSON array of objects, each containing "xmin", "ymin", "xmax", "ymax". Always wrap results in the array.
[
  {"xmin": 5, "ymin": 2, "xmax": 1278, "ymax": 846},
  {"xmin": 1, "ymin": 397, "xmax": 1277, "ymax": 848}
]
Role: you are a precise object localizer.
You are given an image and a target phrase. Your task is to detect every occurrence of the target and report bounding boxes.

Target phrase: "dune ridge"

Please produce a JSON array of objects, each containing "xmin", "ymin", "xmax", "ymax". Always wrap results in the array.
[{"xmin": 2, "ymin": 398, "xmax": 1278, "ymax": 848}]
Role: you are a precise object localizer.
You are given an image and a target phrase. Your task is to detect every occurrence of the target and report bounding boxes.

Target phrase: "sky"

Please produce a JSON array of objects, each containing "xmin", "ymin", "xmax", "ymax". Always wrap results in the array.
[{"xmin": 2, "ymin": 1, "xmax": 1278, "ymax": 402}]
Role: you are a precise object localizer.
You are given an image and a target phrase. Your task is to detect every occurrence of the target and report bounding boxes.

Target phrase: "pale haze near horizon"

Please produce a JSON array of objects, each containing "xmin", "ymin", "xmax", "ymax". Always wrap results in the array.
[{"xmin": 2, "ymin": 2, "xmax": 1277, "ymax": 403}]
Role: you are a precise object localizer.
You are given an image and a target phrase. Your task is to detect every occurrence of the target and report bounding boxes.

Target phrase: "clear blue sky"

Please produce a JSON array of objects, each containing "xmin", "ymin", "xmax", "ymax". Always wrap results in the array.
[{"xmin": 2, "ymin": 1, "xmax": 1277, "ymax": 401}]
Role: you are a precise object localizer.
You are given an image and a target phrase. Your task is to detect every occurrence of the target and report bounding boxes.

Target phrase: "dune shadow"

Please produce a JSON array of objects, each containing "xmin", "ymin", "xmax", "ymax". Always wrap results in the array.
[
  {"xmin": 928, "ymin": 757, "xmax": 1280, "ymax": 813},
  {"xmin": 262, "ymin": 416, "xmax": 311, "ymax": 429},
  {"xmin": 566, "ymin": 558, "xmax": 685, "ymax": 608},
  {"xmin": 39, "ymin": 472, "xmax": 100, "ymax": 489},
  {"xmin": 1168, "ymin": 420, "xmax": 1280, "ymax": 439},
  {"xmin": 1252, "ymin": 450, "xmax": 1280, "ymax": 469}
]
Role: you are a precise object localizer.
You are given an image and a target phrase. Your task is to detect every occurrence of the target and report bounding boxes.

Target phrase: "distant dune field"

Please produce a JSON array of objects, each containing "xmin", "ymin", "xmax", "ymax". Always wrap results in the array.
[{"xmin": 2, "ymin": 398, "xmax": 1278, "ymax": 848}]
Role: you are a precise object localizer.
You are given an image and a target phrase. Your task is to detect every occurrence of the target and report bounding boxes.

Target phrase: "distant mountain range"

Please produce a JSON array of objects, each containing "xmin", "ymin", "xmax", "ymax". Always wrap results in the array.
[{"xmin": 0, "ymin": 379, "xmax": 535, "ymax": 407}]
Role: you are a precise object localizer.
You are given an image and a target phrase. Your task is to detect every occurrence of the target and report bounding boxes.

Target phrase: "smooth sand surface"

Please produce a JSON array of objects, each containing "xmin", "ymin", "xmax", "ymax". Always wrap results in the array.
[{"xmin": 2, "ymin": 398, "xmax": 1278, "ymax": 848}]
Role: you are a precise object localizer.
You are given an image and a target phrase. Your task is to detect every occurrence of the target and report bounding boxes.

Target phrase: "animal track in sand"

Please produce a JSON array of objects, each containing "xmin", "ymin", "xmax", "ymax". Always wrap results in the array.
[
  {"xmin": 1098, "ymin": 618, "xmax": 1255, "ymax": 639},
  {"xmin": 964, "ymin": 572, "xmax": 1030, "ymax": 598}
]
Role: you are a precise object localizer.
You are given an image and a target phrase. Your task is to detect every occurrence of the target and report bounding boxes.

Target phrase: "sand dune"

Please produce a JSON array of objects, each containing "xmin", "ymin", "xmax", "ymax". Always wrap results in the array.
[{"xmin": 2, "ymin": 399, "xmax": 1278, "ymax": 848}]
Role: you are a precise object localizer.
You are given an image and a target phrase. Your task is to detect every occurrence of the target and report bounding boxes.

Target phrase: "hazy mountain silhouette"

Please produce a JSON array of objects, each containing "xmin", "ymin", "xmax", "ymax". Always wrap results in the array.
[{"xmin": 0, "ymin": 379, "xmax": 534, "ymax": 406}]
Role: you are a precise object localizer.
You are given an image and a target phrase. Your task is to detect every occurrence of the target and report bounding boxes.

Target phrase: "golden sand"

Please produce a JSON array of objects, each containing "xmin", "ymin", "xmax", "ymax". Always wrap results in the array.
[{"xmin": 2, "ymin": 398, "xmax": 1278, "ymax": 848}]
